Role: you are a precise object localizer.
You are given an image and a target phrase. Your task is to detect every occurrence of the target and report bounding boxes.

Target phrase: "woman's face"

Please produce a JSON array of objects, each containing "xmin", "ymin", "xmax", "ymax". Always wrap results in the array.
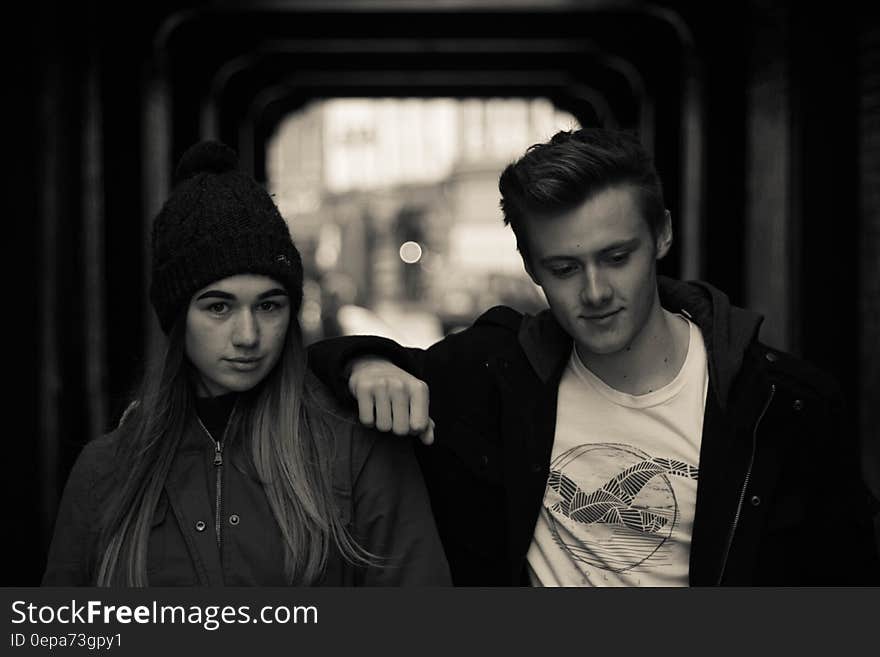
[{"xmin": 185, "ymin": 274, "xmax": 291, "ymax": 397}]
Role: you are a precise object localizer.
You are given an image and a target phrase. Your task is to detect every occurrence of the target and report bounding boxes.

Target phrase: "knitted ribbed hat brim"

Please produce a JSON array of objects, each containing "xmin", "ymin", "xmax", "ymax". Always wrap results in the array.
[{"xmin": 150, "ymin": 233, "xmax": 303, "ymax": 334}]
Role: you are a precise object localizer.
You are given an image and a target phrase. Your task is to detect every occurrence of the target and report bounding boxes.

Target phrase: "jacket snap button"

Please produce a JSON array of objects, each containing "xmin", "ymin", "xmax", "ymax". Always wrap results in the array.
[
  {"xmin": 792, "ymin": 399, "xmax": 804, "ymax": 411},
  {"xmin": 750, "ymin": 495, "xmax": 761, "ymax": 506},
  {"xmin": 195, "ymin": 521, "xmax": 206, "ymax": 532},
  {"xmin": 764, "ymin": 352, "xmax": 778, "ymax": 363},
  {"xmin": 229, "ymin": 514, "xmax": 240, "ymax": 526}
]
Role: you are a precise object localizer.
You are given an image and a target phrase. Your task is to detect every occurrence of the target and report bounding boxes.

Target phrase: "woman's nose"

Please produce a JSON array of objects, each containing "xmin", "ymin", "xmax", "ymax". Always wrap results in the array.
[{"xmin": 231, "ymin": 310, "xmax": 259, "ymax": 347}]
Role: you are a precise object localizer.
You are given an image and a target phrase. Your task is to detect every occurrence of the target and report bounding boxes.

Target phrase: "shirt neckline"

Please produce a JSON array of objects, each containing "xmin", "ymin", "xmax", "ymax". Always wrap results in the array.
[{"xmin": 569, "ymin": 316, "xmax": 701, "ymax": 409}]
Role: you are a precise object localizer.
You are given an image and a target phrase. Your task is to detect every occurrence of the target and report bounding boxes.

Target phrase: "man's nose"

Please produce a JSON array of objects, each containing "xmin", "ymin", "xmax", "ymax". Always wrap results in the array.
[
  {"xmin": 231, "ymin": 310, "xmax": 259, "ymax": 348},
  {"xmin": 581, "ymin": 266, "xmax": 612, "ymax": 307}
]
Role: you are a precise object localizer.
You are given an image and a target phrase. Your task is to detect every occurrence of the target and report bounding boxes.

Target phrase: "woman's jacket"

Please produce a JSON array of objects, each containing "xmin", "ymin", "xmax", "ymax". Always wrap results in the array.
[{"xmin": 42, "ymin": 374, "xmax": 451, "ymax": 586}]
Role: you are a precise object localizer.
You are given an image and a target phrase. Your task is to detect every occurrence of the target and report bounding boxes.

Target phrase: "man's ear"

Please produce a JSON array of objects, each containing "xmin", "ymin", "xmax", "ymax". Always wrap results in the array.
[{"xmin": 655, "ymin": 210, "xmax": 673, "ymax": 260}]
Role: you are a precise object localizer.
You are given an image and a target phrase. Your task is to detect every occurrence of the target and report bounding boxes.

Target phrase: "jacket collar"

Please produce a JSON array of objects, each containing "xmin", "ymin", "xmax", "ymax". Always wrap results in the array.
[{"xmin": 517, "ymin": 276, "xmax": 764, "ymax": 409}]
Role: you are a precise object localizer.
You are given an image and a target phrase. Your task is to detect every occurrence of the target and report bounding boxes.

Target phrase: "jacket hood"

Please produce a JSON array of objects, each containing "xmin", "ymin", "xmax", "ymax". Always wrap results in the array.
[
  {"xmin": 519, "ymin": 276, "xmax": 764, "ymax": 409},
  {"xmin": 658, "ymin": 277, "xmax": 763, "ymax": 408}
]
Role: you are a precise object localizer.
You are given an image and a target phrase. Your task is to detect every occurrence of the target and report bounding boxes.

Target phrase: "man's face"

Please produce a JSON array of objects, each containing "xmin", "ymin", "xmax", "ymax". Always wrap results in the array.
[
  {"xmin": 185, "ymin": 274, "xmax": 291, "ymax": 397},
  {"xmin": 523, "ymin": 184, "xmax": 670, "ymax": 357}
]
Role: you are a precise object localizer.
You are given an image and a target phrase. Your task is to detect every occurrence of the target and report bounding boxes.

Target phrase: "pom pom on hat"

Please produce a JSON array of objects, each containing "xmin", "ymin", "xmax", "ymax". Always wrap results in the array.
[{"xmin": 173, "ymin": 141, "xmax": 239, "ymax": 186}]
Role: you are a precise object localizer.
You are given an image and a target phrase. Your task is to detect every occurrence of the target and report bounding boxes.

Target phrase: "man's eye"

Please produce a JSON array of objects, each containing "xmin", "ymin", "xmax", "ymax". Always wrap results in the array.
[
  {"xmin": 608, "ymin": 252, "xmax": 630, "ymax": 265},
  {"xmin": 207, "ymin": 302, "xmax": 229, "ymax": 314},
  {"xmin": 550, "ymin": 264, "xmax": 577, "ymax": 277}
]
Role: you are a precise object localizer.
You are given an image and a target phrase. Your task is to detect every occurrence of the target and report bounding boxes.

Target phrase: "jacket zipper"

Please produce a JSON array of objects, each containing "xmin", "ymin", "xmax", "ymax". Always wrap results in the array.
[
  {"xmin": 716, "ymin": 383, "xmax": 775, "ymax": 585},
  {"xmin": 196, "ymin": 417, "xmax": 227, "ymax": 547}
]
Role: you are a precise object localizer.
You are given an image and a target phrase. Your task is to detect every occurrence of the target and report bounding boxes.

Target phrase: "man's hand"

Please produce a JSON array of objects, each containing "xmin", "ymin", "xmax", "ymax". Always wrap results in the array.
[{"xmin": 348, "ymin": 357, "xmax": 434, "ymax": 445}]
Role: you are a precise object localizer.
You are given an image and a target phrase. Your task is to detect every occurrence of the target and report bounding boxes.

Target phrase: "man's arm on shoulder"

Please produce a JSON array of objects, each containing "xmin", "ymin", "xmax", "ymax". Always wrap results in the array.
[
  {"xmin": 307, "ymin": 306, "xmax": 525, "ymax": 444},
  {"xmin": 308, "ymin": 336, "xmax": 435, "ymax": 443},
  {"xmin": 307, "ymin": 334, "xmax": 425, "ymax": 402}
]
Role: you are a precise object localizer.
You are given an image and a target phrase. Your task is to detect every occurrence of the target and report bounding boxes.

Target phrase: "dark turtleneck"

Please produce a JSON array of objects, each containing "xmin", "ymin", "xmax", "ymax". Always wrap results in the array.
[{"xmin": 194, "ymin": 392, "xmax": 238, "ymax": 441}]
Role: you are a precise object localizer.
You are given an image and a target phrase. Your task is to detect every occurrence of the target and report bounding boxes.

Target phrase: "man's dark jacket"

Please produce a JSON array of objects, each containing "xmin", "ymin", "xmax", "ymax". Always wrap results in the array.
[{"xmin": 310, "ymin": 277, "xmax": 879, "ymax": 585}]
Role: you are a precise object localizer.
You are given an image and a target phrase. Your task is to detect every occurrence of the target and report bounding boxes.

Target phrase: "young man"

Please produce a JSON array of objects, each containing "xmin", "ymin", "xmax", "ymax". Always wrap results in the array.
[{"xmin": 309, "ymin": 128, "xmax": 879, "ymax": 585}]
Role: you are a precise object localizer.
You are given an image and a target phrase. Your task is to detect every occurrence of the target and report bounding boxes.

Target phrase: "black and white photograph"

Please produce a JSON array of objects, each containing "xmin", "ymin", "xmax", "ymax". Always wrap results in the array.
[{"xmin": 6, "ymin": 0, "xmax": 880, "ymax": 652}]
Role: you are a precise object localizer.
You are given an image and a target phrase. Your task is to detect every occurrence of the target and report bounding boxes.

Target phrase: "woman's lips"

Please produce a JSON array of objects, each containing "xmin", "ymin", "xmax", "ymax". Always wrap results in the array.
[{"xmin": 224, "ymin": 357, "xmax": 263, "ymax": 371}]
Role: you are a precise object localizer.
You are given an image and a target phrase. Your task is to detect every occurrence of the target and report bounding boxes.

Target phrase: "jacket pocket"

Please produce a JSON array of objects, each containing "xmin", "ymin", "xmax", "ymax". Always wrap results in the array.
[{"xmin": 146, "ymin": 494, "xmax": 201, "ymax": 585}]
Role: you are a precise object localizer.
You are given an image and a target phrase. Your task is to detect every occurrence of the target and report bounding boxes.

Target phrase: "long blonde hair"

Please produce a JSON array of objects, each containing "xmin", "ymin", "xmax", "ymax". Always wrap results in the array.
[{"xmin": 96, "ymin": 318, "xmax": 372, "ymax": 586}]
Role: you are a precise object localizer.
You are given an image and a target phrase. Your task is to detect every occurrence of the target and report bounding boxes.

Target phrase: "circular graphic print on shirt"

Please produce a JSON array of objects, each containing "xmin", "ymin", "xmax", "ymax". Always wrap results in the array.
[{"xmin": 544, "ymin": 443, "xmax": 699, "ymax": 574}]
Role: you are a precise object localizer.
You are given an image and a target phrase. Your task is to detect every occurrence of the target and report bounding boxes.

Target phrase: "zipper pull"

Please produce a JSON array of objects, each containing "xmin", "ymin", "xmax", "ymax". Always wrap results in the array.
[{"xmin": 213, "ymin": 441, "xmax": 223, "ymax": 467}]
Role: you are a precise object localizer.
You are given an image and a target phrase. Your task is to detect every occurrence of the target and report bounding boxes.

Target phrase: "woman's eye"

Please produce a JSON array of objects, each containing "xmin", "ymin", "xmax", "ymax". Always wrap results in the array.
[{"xmin": 258, "ymin": 301, "xmax": 281, "ymax": 312}]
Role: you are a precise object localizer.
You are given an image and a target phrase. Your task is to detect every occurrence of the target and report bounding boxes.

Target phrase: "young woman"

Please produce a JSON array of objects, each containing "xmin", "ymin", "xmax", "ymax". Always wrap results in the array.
[{"xmin": 42, "ymin": 141, "xmax": 450, "ymax": 586}]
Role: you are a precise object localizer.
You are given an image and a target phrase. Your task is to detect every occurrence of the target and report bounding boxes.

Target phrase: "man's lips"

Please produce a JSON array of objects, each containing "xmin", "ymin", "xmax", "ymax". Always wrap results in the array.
[{"xmin": 582, "ymin": 308, "xmax": 622, "ymax": 320}]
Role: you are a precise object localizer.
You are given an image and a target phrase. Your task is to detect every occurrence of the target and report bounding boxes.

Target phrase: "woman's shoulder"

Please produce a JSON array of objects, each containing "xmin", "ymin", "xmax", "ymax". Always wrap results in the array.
[
  {"xmin": 305, "ymin": 367, "xmax": 388, "ymax": 483},
  {"xmin": 69, "ymin": 425, "xmax": 127, "ymax": 484},
  {"xmin": 304, "ymin": 368, "xmax": 368, "ymax": 434},
  {"xmin": 50, "ymin": 429, "xmax": 125, "ymax": 527},
  {"xmin": 304, "ymin": 366, "xmax": 422, "ymax": 480}
]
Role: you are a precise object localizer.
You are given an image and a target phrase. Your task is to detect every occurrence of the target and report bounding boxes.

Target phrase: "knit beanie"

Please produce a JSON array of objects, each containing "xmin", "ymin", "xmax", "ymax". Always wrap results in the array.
[{"xmin": 149, "ymin": 141, "xmax": 303, "ymax": 333}]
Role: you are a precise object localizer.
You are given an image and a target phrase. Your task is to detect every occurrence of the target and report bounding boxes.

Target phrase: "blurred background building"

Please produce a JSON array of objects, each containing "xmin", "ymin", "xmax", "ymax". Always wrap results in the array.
[
  {"xmin": 11, "ymin": 0, "xmax": 879, "ymax": 583},
  {"xmin": 267, "ymin": 97, "xmax": 574, "ymax": 347}
]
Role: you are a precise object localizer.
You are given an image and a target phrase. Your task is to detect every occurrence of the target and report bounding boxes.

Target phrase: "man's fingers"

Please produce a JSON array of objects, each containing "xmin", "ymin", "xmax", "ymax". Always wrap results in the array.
[
  {"xmin": 408, "ymin": 380, "xmax": 429, "ymax": 433},
  {"xmin": 348, "ymin": 359, "xmax": 433, "ymax": 442},
  {"xmin": 354, "ymin": 381, "xmax": 376, "ymax": 426},
  {"xmin": 419, "ymin": 418, "xmax": 435, "ymax": 446},
  {"xmin": 389, "ymin": 380, "xmax": 411, "ymax": 436},
  {"xmin": 373, "ymin": 384, "xmax": 393, "ymax": 432}
]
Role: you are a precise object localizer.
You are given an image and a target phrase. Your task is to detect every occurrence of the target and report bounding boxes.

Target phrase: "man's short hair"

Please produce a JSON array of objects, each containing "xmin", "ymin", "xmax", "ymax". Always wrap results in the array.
[{"xmin": 498, "ymin": 128, "xmax": 666, "ymax": 265}]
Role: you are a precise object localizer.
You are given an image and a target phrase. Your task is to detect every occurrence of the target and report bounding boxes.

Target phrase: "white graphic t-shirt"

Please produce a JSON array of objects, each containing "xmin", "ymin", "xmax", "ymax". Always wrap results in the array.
[{"xmin": 527, "ymin": 316, "xmax": 708, "ymax": 587}]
